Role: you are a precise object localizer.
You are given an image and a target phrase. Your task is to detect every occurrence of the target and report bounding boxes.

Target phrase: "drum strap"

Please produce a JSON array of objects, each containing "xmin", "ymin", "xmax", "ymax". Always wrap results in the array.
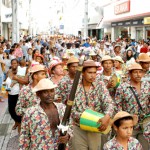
[{"xmin": 129, "ymin": 87, "xmax": 143, "ymax": 112}]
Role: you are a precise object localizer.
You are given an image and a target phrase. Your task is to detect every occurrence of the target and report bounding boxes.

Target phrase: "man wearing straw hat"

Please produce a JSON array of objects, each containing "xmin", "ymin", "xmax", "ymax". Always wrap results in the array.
[
  {"xmin": 97, "ymin": 55, "xmax": 116, "ymax": 100},
  {"xmin": 19, "ymin": 79, "xmax": 70, "ymax": 149},
  {"xmin": 72, "ymin": 60, "xmax": 114, "ymax": 150},
  {"xmin": 115, "ymin": 63, "xmax": 150, "ymax": 150},
  {"xmin": 16, "ymin": 64, "xmax": 47, "ymax": 117},
  {"xmin": 136, "ymin": 53, "xmax": 150, "ymax": 81},
  {"xmin": 55, "ymin": 56, "xmax": 79, "ymax": 104}
]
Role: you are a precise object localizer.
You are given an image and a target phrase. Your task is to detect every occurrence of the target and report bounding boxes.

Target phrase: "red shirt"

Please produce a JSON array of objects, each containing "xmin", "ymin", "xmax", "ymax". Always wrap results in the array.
[{"xmin": 140, "ymin": 47, "xmax": 148, "ymax": 53}]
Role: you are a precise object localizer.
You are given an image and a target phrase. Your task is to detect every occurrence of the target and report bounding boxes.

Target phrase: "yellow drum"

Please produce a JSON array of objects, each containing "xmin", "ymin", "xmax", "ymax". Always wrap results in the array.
[{"xmin": 80, "ymin": 109, "xmax": 111, "ymax": 134}]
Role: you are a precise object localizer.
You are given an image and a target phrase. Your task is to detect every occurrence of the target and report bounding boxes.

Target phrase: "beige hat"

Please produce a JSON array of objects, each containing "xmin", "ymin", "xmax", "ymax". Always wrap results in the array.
[
  {"xmin": 105, "ymin": 42, "xmax": 111, "ymax": 46},
  {"xmin": 32, "ymin": 78, "xmax": 57, "ymax": 93},
  {"xmin": 136, "ymin": 53, "xmax": 150, "ymax": 62},
  {"xmin": 128, "ymin": 63, "xmax": 143, "ymax": 71},
  {"xmin": 83, "ymin": 60, "xmax": 97, "ymax": 68},
  {"xmin": 29, "ymin": 64, "xmax": 46, "ymax": 75},
  {"xmin": 113, "ymin": 56, "xmax": 124, "ymax": 63},
  {"xmin": 67, "ymin": 56, "xmax": 79, "ymax": 65},
  {"xmin": 101, "ymin": 55, "xmax": 113, "ymax": 63},
  {"xmin": 89, "ymin": 50, "xmax": 97, "ymax": 56},
  {"xmin": 114, "ymin": 44, "xmax": 121, "ymax": 49},
  {"xmin": 112, "ymin": 111, "xmax": 138, "ymax": 126}
]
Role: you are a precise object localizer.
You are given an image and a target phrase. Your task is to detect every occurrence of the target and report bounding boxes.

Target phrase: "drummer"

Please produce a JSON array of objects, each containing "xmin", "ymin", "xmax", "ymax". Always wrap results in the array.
[
  {"xmin": 71, "ymin": 60, "xmax": 114, "ymax": 150},
  {"xmin": 97, "ymin": 55, "xmax": 116, "ymax": 100},
  {"xmin": 115, "ymin": 63, "xmax": 150, "ymax": 150}
]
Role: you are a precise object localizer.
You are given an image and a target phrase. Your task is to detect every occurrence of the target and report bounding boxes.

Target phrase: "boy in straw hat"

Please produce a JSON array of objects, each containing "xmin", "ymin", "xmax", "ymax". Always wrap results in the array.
[
  {"xmin": 115, "ymin": 63, "xmax": 150, "ymax": 150},
  {"xmin": 71, "ymin": 60, "xmax": 114, "ymax": 150},
  {"xmin": 103, "ymin": 111, "xmax": 143, "ymax": 150},
  {"xmin": 19, "ymin": 79, "xmax": 70, "ymax": 149}
]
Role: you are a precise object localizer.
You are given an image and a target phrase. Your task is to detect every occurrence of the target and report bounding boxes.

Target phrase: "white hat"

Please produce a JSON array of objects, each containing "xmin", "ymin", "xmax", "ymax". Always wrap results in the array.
[{"xmin": 32, "ymin": 79, "xmax": 57, "ymax": 92}]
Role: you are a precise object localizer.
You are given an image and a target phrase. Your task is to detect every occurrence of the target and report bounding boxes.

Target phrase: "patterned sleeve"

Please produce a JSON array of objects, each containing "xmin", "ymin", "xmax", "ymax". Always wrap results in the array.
[
  {"xmin": 15, "ymin": 88, "xmax": 25, "ymax": 116},
  {"xmin": 100, "ymin": 82, "xmax": 114, "ymax": 117},
  {"xmin": 55, "ymin": 80, "xmax": 67, "ymax": 104},
  {"xmin": 103, "ymin": 142, "xmax": 111, "ymax": 150},
  {"xmin": 19, "ymin": 109, "xmax": 31, "ymax": 150},
  {"xmin": 114, "ymin": 85, "xmax": 124, "ymax": 113}
]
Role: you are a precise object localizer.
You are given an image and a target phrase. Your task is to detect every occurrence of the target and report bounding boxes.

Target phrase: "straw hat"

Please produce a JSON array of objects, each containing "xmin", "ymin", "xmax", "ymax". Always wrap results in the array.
[
  {"xmin": 29, "ymin": 64, "xmax": 46, "ymax": 75},
  {"xmin": 114, "ymin": 44, "xmax": 121, "ymax": 49},
  {"xmin": 105, "ymin": 42, "xmax": 111, "ymax": 46},
  {"xmin": 136, "ymin": 53, "xmax": 150, "ymax": 62},
  {"xmin": 62, "ymin": 53, "xmax": 69, "ymax": 59},
  {"xmin": 113, "ymin": 56, "xmax": 124, "ymax": 63},
  {"xmin": 89, "ymin": 50, "xmax": 97, "ymax": 56},
  {"xmin": 49, "ymin": 60, "xmax": 62, "ymax": 74},
  {"xmin": 67, "ymin": 56, "xmax": 79, "ymax": 65},
  {"xmin": 112, "ymin": 111, "xmax": 138, "ymax": 126},
  {"xmin": 83, "ymin": 60, "xmax": 97, "ymax": 68},
  {"xmin": 32, "ymin": 78, "xmax": 57, "ymax": 93},
  {"xmin": 128, "ymin": 63, "xmax": 143, "ymax": 71},
  {"xmin": 101, "ymin": 55, "xmax": 113, "ymax": 63}
]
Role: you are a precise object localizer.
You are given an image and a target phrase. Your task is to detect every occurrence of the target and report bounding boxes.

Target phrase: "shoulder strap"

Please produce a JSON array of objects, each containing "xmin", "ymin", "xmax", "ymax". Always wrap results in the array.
[{"xmin": 129, "ymin": 87, "xmax": 143, "ymax": 112}]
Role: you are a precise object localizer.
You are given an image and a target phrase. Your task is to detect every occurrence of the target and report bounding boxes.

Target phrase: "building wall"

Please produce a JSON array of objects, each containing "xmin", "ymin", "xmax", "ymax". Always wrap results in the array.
[{"xmin": 103, "ymin": 0, "xmax": 150, "ymax": 41}]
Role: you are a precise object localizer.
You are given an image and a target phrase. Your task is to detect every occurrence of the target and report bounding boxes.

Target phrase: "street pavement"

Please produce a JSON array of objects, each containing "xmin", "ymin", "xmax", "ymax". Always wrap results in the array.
[{"xmin": 0, "ymin": 96, "xmax": 19, "ymax": 150}]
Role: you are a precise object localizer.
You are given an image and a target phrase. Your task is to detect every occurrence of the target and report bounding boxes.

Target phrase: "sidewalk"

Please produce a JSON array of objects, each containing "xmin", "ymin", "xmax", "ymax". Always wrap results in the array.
[{"xmin": 0, "ymin": 97, "xmax": 19, "ymax": 150}]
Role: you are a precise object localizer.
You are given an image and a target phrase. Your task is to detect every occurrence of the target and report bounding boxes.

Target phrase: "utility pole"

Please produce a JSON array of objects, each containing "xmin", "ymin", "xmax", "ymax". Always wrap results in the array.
[
  {"xmin": 84, "ymin": 0, "xmax": 88, "ymax": 38},
  {"xmin": 28, "ymin": 0, "xmax": 32, "ymax": 38},
  {"xmin": 12, "ymin": 0, "xmax": 19, "ymax": 44}
]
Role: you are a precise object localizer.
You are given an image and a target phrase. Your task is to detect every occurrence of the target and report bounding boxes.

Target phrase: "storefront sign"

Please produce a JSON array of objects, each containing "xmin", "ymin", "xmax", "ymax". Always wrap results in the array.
[
  {"xmin": 144, "ymin": 17, "xmax": 150, "ymax": 24},
  {"xmin": 111, "ymin": 19, "xmax": 143, "ymax": 27},
  {"xmin": 114, "ymin": 0, "xmax": 130, "ymax": 15}
]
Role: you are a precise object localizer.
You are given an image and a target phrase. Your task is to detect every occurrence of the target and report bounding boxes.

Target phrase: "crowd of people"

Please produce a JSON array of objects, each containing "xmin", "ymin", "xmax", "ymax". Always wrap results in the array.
[{"xmin": 0, "ymin": 34, "xmax": 149, "ymax": 150}]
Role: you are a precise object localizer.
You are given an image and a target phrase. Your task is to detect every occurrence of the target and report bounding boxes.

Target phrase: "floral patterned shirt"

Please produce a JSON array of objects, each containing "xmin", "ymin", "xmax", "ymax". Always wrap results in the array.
[
  {"xmin": 115, "ymin": 81, "xmax": 150, "ymax": 129},
  {"xmin": 103, "ymin": 137, "xmax": 143, "ymax": 150},
  {"xmin": 19, "ymin": 102, "xmax": 66, "ymax": 150},
  {"xmin": 141, "ymin": 71, "xmax": 150, "ymax": 81},
  {"xmin": 96, "ymin": 72, "xmax": 116, "ymax": 100},
  {"xmin": 55, "ymin": 74, "xmax": 73, "ymax": 104},
  {"xmin": 143, "ymin": 122, "xmax": 150, "ymax": 143},
  {"xmin": 72, "ymin": 79, "xmax": 114, "ymax": 123},
  {"xmin": 16, "ymin": 84, "xmax": 40, "ymax": 116}
]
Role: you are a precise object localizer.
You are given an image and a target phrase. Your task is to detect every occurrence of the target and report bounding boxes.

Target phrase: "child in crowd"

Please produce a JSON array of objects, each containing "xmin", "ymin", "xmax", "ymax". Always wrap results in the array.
[{"xmin": 103, "ymin": 111, "xmax": 143, "ymax": 150}]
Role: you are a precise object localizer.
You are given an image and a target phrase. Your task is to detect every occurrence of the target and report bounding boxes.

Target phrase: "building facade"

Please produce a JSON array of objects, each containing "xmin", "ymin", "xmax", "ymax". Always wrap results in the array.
[{"xmin": 103, "ymin": 0, "xmax": 150, "ymax": 41}]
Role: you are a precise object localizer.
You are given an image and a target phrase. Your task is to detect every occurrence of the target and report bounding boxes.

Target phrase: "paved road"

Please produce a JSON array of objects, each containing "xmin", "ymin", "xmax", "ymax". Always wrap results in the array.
[{"xmin": 0, "ymin": 97, "xmax": 19, "ymax": 150}]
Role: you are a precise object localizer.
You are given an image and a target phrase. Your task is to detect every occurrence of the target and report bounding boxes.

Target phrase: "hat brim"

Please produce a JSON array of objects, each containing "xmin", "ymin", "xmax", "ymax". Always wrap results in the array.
[
  {"xmin": 32, "ymin": 84, "xmax": 57, "ymax": 93},
  {"xmin": 137, "ymin": 59, "xmax": 150, "ymax": 63},
  {"xmin": 112, "ymin": 114, "xmax": 138, "ymax": 126},
  {"xmin": 101, "ymin": 59, "xmax": 114, "ymax": 62}
]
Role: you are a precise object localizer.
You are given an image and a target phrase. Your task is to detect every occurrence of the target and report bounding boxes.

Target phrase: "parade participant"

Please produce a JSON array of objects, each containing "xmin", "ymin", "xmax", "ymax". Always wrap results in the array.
[
  {"xmin": 49, "ymin": 59, "xmax": 64, "ymax": 85},
  {"xmin": 125, "ymin": 47, "xmax": 135, "ymax": 66},
  {"xmin": 113, "ymin": 45, "xmax": 121, "ymax": 57},
  {"xmin": 97, "ymin": 55, "xmax": 116, "ymax": 99},
  {"xmin": 72, "ymin": 60, "xmax": 114, "ymax": 150},
  {"xmin": 115, "ymin": 63, "xmax": 150, "ymax": 150},
  {"xmin": 55, "ymin": 56, "xmax": 79, "ymax": 104},
  {"xmin": 89, "ymin": 50, "xmax": 97, "ymax": 62},
  {"xmin": 34, "ymin": 53, "xmax": 44, "ymax": 65},
  {"xmin": 19, "ymin": 79, "xmax": 70, "ymax": 149},
  {"xmin": 97, "ymin": 42, "xmax": 107, "ymax": 58},
  {"xmin": 14, "ymin": 44, "xmax": 23, "ymax": 61},
  {"xmin": 136, "ymin": 53, "xmax": 150, "ymax": 81},
  {"xmin": 113, "ymin": 56, "xmax": 126, "ymax": 76},
  {"xmin": 16, "ymin": 64, "xmax": 46, "ymax": 117},
  {"xmin": 103, "ymin": 111, "xmax": 143, "ymax": 150},
  {"xmin": 6, "ymin": 59, "xmax": 28, "ymax": 131},
  {"xmin": 82, "ymin": 38, "xmax": 91, "ymax": 48}
]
